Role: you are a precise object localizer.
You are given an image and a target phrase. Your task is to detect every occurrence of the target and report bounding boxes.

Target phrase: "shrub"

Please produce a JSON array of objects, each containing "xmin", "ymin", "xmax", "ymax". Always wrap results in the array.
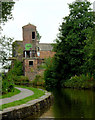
[
  {"xmin": 64, "ymin": 74, "xmax": 95, "ymax": 89},
  {"xmin": 11, "ymin": 60, "xmax": 23, "ymax": 76},
  {"xmin": 32, "ymin": 75, "xmax": 45, "ymax": 86},
  {"xmin": 2, "ymin": 75, "xmax": 14, "ymax": 94},
  {"xmin": 2, "ymin": 60, "xmax": 23, "ymax": 94},
  {"xmin": 16, "ymin": 76, "xmax": 29, "ymax": 83}
]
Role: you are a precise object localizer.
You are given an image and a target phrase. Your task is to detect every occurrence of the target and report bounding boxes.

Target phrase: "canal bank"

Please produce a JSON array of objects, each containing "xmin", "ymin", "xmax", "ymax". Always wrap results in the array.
[{"xmin": 1, "ymin": 90, "xmax": 53, "ymax": 120}]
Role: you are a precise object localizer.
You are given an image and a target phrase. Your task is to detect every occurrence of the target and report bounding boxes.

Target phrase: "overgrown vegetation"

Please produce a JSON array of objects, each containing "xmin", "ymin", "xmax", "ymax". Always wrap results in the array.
[
  {"xmin": 32, "ymin": 75, "xmax": 45, "ymax": 86},
  {"xmin": 64, "ymin": 74, "xmax": 95, "ymax": 89},
  {"xmin": 44, "ymin": 0, "xmax": 95, "ymax": 90},
  {"xmin": 0, "ymin": 2, "xmax": 15, "ymax": 94},
  {"xmin": 2, "ymin": 60, "xmax": 25, "ymax": 94}
]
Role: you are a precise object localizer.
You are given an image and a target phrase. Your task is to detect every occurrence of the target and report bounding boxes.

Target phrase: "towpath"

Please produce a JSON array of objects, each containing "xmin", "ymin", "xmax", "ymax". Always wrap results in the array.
[{"xmin": 0, "ymin": 87, "xmax": 34, "ymax": 105}]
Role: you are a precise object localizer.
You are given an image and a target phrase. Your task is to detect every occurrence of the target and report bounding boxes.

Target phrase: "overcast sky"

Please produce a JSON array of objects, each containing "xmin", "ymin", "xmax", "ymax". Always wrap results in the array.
[{"xmin": 2, "ymin": 0, "xmax": 95, "ymax": 43}]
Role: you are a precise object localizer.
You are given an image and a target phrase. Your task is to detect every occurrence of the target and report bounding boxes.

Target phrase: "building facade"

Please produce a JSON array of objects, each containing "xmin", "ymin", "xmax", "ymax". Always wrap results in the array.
[{"xmin": 12, "ymin": 23, "xmax": 55, "ymax": 80}]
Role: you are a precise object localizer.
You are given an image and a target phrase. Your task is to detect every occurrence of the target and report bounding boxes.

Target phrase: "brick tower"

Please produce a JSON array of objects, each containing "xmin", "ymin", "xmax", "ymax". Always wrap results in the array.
[
  {"xmin": 22, "ymin": 23, "xmax": 38, "ymax": 80},
  {"xmin": 22, "ymin": 23, "xmax": 37, "ymax": 58}
]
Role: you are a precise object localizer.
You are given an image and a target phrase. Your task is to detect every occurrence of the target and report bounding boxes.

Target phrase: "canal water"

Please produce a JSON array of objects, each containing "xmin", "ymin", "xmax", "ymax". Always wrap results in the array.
[
  {"xmin": 25, "ymin": 88, "xmax": 95, "ymax": 119},
  {"xmin": 41, "ymin": 88, "xmax": 95, "ymax": 118}
]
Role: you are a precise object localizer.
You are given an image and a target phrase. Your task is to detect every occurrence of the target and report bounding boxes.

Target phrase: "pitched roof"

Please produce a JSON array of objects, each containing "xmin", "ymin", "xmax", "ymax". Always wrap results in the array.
[
  {"xmin": 38, "ymin": 43, "xmax": 53, "ymax": 51},
  {"xmin": 22, "ymin": 23, "xmax": 36, "ymax": 28}
]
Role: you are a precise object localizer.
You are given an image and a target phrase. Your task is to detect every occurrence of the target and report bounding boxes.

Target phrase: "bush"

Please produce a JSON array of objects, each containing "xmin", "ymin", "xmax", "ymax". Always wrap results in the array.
[
  {"xmin": 14, "ymin": 76, "xmax": 29, "ymax": 83},
  {"xmin": 11, "ymin": 60, "xmax": 23, "ymax": 76},
  {"xmin": 2, "ymin": 60, "xmax": 23, "ymax": 94},
  {"xmin": 64, "ymin": 74, "xmax": 95, "ymax": 89},
  {"xmin": 32, "ymin": 75, "xmax": 45, "ymax": 86},
  {"xmin": 44, "ymin": 68, "xmax": 58, "ymax": 91},
  {"xmin": 2, "ymin": 74, "xmax": 14, "ymax": 94}
]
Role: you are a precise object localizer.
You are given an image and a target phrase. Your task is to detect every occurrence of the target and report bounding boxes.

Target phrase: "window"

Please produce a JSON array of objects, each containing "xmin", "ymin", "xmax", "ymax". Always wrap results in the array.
[
  {"xmin": 29, "ymin": 61, "xmax": 33, "ymax": 66},
  {"xmin": 32, "ymin": 32, "xmax": 35, "ymax": 39},
  {"xmin": 26, "ymin": 51, "xmax": 30, "ymax": 58},
  {"xmin": 23, "ymin": 51, "xmax": 31, "ymax": 58}
]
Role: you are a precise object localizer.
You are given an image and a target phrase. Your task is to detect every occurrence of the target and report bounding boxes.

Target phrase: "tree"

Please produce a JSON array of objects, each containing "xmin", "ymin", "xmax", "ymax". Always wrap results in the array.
[
  {"xmin": 83, "ymin": 27, "xmax": 95, "ymax": 77},
  {"xmin": 0, "ymin": 2, "xmax": 15, "ymax": 23},
  {"xmin": 0, "ymin": 36, "xmax": 14, "ymax": 66},
  {"xmin": 0, "ymin": 2, "xmax": 15, "ymax": 68},
  {"xmin": 44, "ymin": 0, "xmax": 95, "ymax": 89},
  {"xmin": 36, "ymin": 30, "xmax": 41, "ymax": 42}
]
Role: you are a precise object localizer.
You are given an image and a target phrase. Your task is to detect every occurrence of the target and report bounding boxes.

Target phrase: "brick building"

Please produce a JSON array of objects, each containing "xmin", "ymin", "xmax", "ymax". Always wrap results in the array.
[{"xmin": 12, "ymin": 23, "xmax": 55, "ymax": 80}]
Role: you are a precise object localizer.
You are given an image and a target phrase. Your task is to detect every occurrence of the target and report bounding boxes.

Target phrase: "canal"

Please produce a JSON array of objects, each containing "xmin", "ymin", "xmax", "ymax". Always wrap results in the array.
[{"xmin": 25, "ymin": 88, "xmax": 95, "ymax": 119}]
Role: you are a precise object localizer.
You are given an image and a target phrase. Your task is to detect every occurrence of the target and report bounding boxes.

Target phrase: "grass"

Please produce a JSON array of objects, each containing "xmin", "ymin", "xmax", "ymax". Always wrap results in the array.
[
  {"xmin": 1, "ymin": 85, "xmax": 45, "ymax": 110},
  {"xmin": 0, "ymin": 88, "xmax": 21, "ymax": 99}
]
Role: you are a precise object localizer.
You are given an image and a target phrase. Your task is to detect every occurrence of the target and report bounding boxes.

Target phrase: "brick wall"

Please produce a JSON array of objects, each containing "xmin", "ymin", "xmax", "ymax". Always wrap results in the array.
[
  {"xmin": 39, "ymin": 51, "xmax": 55, "ymax": 59},
  {"xmin": 22, "ymin": 24, "xmax": 37, "ymax": 50},
  {"xmin": 24, "ymin": 58, "xmax": 39, "ymax": 80}
]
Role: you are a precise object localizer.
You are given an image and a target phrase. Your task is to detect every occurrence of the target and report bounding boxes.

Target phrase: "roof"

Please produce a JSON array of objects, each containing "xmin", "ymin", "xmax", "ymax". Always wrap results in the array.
[
  {"xmin": 38, "ymin": 43, "xmax": 53, "ymax": 51},
  {"xmin": 22, "ymin": 23, "xmax": 36, "ymax": 28}
]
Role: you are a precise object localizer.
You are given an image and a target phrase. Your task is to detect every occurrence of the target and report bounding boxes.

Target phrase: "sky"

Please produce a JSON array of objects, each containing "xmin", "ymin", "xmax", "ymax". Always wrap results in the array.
[{"xmin": 2, "ymin": 0, "xmax": 95, "ymax": 43}]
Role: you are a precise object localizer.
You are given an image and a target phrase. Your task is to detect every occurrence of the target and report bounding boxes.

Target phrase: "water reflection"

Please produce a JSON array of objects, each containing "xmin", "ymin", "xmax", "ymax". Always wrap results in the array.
[
  {"xmin": 24, "ymin": 88, "xmax": 95, "ymax": 119},
  {"xmin": 53, "ymin": 88, "xmax": 95, "ymax": 118}
]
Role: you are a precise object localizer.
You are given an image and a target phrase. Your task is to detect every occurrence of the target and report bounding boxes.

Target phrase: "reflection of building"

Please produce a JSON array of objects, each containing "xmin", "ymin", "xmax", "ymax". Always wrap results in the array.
[{"xmin": 12, "ymin": 23, "xmax": 55, "ymax": 80}]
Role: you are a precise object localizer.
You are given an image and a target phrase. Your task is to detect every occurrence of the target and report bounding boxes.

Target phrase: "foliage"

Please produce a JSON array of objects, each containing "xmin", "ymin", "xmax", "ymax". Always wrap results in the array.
[
  {"xmin": 0, "ymin": 2, "xmax": 15, "ymax": 94},
  {"xmin": 32, "ymin": 74, "xmax": 45, "ymax": 86},
  {"xmin": 31, "ymin": 67, "xmax": 34, "ymax": 72},
  {"xmin": 1, "ymin": 2, "xmax": 15, "ymax": 23},
  {"xmin": 10, "ymin": 60, "xmax": 23, "ymax": 76},
  {"xmin": 36, "ymin": 30, "xmax": 41, "ymax": 41},
  {"xmin": 14, "ymin": 76, "xmax": 29, "ymax": 84},
  {"xmin": 2, "ymin": 73, "xmax": 15, "ymax": 94},
  {"xmin": 83, "ymin": 27, "xmax": 95, "ymax": 77},
  {"xmin": 44, "ymin": 57, "xmax": 59, "ymax": 90},
  {"xmin": 64, "ymin": 74, "xmax": 95, "ymax": 89},
  {"xmin": 2, "ymin": 60, "xmax": 23, "ymax": 94},
  {"xmin": 0, "ymin": 36, "xmax": 14, "ymax": 66},
  {"xmin": 0, "ymin": 2, "xmax": 15, "ymax": 67},
  {"xmin": 44, "ymin": 0, "xmax": 95, "ymax": 89}
]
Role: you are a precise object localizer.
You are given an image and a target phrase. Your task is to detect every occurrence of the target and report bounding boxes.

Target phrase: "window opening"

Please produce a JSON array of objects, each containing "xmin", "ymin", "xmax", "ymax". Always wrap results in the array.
[
  {"xmin": 32, "ymin": 32, "xmax": 35, "ymax": 39},
  {"xmin": 26, "ymin": 51, "xmax": 30, "ymax": 58},
  {"xmin": 29, "ymin": 61, "xmax": 33, "ymax": 66}
]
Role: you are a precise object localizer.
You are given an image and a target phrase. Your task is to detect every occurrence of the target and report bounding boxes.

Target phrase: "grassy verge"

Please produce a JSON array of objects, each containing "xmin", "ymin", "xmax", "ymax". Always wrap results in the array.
[
  {"xmin": 0, "ymin": 88, "xmax": 21, "ymax": 99},
  {"xmin": 1, "ymin": 85, "xmax": 45, "ymax": 110}
]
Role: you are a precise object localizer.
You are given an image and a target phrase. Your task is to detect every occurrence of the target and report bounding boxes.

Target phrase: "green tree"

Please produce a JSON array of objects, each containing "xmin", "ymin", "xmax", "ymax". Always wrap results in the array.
[
  {"xmin": 36, "ymin": 30, "xmax": 41, "ymax": 42},
  {"xmin": 0, "ymin": 36, "xmax": 14, "ymax": 66},
  {"xmin": 0, "ymin": 2, "xmax": 15, "ymax": 67},
  {"xmin": 44, "ymin": 0, "xmax": 95, "ymax": 89},
  {"xmin": 0, "ymin": 2, "xmax": 15, "ymax": 23},
  {"xmin": 83, "ymin": 27, "xmax": 95, "ymax": 77}
]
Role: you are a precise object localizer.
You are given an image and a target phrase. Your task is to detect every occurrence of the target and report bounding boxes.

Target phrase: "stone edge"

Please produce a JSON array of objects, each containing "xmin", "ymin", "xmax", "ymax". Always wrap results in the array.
[{"xmin": 0, "ymin": 90, "xmax": 53, "ymax": 120}]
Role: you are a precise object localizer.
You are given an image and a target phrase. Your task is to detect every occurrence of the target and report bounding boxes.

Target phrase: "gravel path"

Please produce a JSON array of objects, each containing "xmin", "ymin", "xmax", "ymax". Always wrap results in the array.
[{"xmin": 0, "ymin": 87, "xmax": 34, "ymax": 105}]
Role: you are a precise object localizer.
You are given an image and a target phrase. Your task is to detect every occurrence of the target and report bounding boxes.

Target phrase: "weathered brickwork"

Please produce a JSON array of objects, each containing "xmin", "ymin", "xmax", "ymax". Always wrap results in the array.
[
  {"xmin": 39, "ymin": 51, "xmax": 55, "ymax": 59},
  {"xmin": 24, "ymin": 59, "xmax": 38, "ymax": 80},
  {"xmin": 22, "ymin": 24, "xmax": 37, "ymax": 50}
]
